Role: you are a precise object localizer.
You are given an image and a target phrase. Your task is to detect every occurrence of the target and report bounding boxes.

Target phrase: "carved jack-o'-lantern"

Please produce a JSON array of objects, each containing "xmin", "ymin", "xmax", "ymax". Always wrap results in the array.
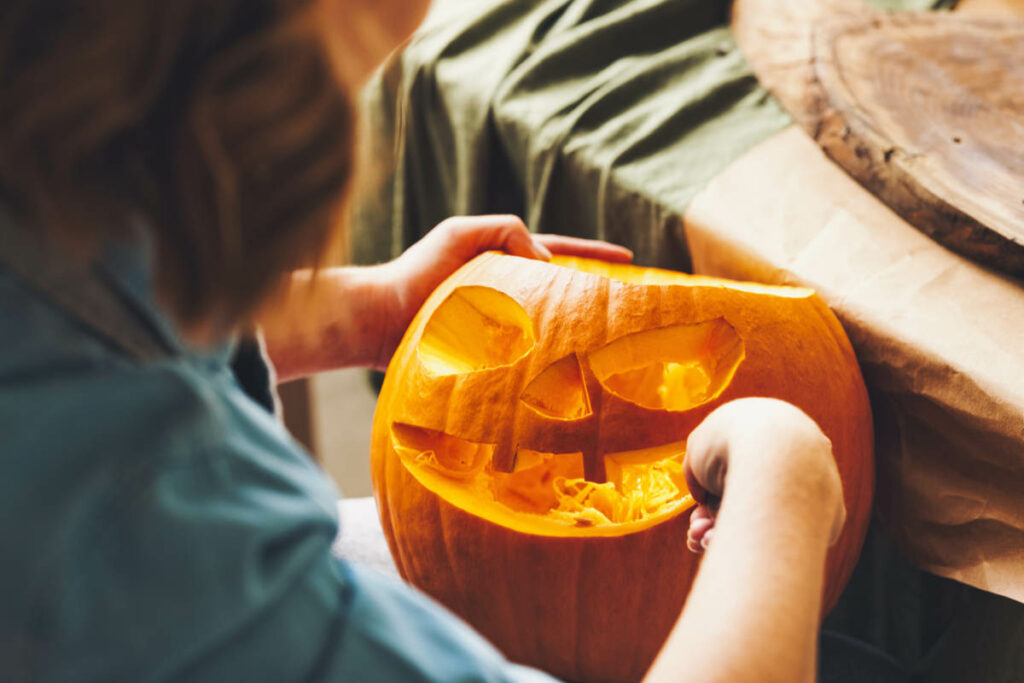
[{"xmin": 371, "ymin": 253, "xmax": 873, "ymax": 683}]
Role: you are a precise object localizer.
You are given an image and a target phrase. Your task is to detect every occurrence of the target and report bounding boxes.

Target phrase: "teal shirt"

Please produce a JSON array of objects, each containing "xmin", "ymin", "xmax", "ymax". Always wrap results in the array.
[{"xmin": 0, "ymin": 236, "xmax": 553, "ymax": 682}]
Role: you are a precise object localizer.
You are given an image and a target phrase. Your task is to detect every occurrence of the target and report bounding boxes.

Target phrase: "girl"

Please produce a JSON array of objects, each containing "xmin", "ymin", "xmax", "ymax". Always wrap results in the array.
[{"xmin": 0, "ymin": 1, "xmax": 845, "ymax": 680}]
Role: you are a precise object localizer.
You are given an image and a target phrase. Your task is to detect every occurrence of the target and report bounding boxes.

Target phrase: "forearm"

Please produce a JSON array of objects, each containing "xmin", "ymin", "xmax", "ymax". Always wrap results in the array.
[
  {"xmin": 646, "ymin": 446, "xmax": 840, "ymax": 683},
  {"xmin": 260, "ymin": 265, "xmax": 398, "ymax": 382},
  {"xmin": 257, "ymin": 218, "xmax": 633, "ymax": 384}
]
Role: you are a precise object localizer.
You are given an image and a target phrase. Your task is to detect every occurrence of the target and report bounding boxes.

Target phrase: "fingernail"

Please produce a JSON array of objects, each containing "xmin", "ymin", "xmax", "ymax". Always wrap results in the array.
[
  {"xmin": 531, "ymin": 240, "xmax": 552, "ymax": 260},
  {"xmin": 700, "ymin": 530, "xmax": 714, "ymax": 549}
]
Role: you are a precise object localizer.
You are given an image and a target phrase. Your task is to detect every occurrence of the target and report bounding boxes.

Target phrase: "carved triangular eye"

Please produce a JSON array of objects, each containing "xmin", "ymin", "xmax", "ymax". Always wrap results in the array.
[
  {"xmin": 417, "ymin": 286, "xmax": 535, "ymax": 375},
  {"xmin": 520, "ymin": 354, "xmax": 592, "ymax": 420},
  {"xmin": 589, "ymin": 319, "xmax": 744, "ymax": 411}
]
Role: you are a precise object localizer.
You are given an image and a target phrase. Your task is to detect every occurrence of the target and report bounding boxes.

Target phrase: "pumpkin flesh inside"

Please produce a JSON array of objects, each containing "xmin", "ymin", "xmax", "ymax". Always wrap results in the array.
[{"xmin": 392, "ymin": 422, "xmax": 693, "ymax": 536}]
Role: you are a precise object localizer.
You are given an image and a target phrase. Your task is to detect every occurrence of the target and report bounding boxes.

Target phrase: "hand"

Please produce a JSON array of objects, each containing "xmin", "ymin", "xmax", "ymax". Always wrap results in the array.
[
  {"xmin": 647, "ymin": 399, "xmax": 847, "ymax": 683},
  {"xmin": 261, "ymin": 215, "xmax": 630, "ymax": 379},
  {"xmin": 378, "ymin": 215, "xmax": 633, "ymax": 366},
  {"xmin": 684, "ymin": 398, "xmax": 846, "ymax": 554}
]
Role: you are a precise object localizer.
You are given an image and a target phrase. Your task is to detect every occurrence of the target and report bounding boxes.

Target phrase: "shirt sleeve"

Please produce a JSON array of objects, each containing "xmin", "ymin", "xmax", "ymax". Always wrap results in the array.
[{"xmin": 331, "ymin": 562, "xmax": 558, "ymax": 683}]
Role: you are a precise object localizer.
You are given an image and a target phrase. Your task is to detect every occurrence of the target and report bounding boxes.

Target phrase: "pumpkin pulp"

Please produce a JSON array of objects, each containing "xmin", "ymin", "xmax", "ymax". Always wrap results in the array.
[{"xmin": 392, "ymin": 423, "xmax": 694, "ymax": 537}]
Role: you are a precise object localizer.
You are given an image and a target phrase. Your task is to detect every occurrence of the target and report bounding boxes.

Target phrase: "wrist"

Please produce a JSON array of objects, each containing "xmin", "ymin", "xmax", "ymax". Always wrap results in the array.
[
  {"xmin": 725, "ymin": 431, "xmax": 844, "ymax": 541},
  {"xmin": 367, "ymin": 261, "xmax": 406, "ymax": 371},
  {"xmin": 261, "ymin": 265, "xmax": 400, "ymax": 379},
  {"xmin": 320, "ymin": 264, "xmax": 401, "ymax": 371}
]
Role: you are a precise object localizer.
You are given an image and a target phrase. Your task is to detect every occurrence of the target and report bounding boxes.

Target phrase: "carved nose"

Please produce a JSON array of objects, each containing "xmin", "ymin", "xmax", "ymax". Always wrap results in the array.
[
  {"xmin": 519, "ymin": 353, "xmax": 606, "ymax": 482},
  {"xmin": 519, "ymin": 353, "xmax": 592, "ymax": 420}
]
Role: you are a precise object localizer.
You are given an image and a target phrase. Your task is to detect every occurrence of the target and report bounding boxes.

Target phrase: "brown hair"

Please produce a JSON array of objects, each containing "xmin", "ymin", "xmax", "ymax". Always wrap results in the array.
[{"xmin": 0, "ymin": 0, "xmax": 354, "ymax": 330}]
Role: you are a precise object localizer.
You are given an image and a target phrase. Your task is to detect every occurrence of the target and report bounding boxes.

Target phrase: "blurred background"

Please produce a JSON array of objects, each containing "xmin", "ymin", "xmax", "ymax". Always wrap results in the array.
[{"xmin": 280, "ymin": 369, "xmax": 377, "ymax": 497}]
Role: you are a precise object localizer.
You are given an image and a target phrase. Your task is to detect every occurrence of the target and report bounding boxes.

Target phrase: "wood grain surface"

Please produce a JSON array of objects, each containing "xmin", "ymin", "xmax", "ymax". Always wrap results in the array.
[{"xmin": 733, "ymin": 0, "xmax": 1024, "ymax": 277}]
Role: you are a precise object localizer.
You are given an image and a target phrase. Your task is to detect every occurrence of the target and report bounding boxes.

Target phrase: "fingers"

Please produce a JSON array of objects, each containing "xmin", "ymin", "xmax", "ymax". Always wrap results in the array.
[
  {"xmin": 684, "ymin": 397, "xmax": 825, "ymax": 501},
  {"xmin": 687, "ymin": 504, "xmax": 715, "ymax": 554},
  {"xmin": 684, "ymin": 397, "xmax": 846, "ymax": 548},
  {"xmin": 533, "ymin": 234, "xmax": 634, "ymax": 263},
  {"xmin": 431, "ymin": 215, "xmax": 548, "ymax": 261},
  {"xmin": 431, "ymin": 215, "xmax": 633, "ymax": 264}
]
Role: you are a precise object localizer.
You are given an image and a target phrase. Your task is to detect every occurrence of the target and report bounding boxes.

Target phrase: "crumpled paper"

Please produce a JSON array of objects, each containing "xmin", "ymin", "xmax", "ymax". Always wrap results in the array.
[{"xmin": 684, "ymin": 126, "xmax": 1024, "ymax": 604}]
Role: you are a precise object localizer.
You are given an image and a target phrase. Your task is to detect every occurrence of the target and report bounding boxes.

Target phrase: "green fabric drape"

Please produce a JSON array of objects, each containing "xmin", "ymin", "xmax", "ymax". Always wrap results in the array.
[
  {"xmin": 351, "ymin": 0, "xmax": 790, "ymax": 268},
  {"xmin": 352, "ymin": 0, "xmax": 953, "ymax": 267}
]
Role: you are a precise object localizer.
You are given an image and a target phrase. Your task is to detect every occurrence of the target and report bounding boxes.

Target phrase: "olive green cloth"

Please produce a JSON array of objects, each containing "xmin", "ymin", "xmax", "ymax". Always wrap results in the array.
[
  {"xmin": 351, "ymin": 0, "xmax": 789, "ymax": 268},
  {"xmin": 351, "ymin": 0, "xmax": 951, "ymax": 266}
]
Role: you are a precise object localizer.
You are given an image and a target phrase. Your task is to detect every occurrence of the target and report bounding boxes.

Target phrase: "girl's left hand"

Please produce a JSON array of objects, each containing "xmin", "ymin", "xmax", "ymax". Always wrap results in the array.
[{"xmin": 379, "ymin": 215, "xmax": 633, "ymax": 365}]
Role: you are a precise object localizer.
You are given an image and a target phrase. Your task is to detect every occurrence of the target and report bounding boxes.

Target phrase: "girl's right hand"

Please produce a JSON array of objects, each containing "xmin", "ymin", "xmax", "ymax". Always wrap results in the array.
[{"xmin": 683, "ymin": 398, "xmax": 847, "ymax": 554}]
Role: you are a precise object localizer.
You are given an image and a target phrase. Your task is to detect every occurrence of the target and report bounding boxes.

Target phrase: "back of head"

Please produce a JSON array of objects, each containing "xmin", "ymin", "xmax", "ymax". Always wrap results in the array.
[{"xmin": 0, "ymin": 0, "xmax": 354, "ymax": 333}]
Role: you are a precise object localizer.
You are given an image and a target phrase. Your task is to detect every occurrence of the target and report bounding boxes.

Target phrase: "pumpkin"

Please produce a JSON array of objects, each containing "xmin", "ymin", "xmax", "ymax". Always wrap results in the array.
[{"xmin": 370, "ymin": 252, "xmax": 873, "ymax": 682}]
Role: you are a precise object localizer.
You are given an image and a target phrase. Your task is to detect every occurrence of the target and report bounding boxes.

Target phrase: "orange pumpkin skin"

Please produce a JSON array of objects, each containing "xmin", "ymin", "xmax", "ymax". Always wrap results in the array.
[{"xmin": 371, "ymin": 253, "xmax": 873, "ymax": 683}]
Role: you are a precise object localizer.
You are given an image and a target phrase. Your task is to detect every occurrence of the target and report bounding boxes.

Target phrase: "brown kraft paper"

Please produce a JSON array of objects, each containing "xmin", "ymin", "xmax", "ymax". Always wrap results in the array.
[{"xmin": 683, "ymin": 125, "xmax": 1024, "ymax": 604}]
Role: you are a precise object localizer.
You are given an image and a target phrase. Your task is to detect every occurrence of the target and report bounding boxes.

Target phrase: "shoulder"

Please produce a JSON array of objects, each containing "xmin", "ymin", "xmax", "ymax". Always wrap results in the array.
[
  {"xmin": 0, "ymin": 265, "xmax": 124, "ymax": 378},
  {"xmin": 0, "ymin": 263, "xmax": 301, "ymax": 473},
  {"xmin": 0, "ymin": 301, "xmax": 337, "ymax": 540},
  {"xmin": 0, "ymin": 250, "xmax": 337, "ymax": 529},
  {"xmin": 0, "ymin": 316, "xmax": 340, "ymax": 557},
  {"xmin": 0, "ymin": 266, "xmax": 341, "ymax": 663}
]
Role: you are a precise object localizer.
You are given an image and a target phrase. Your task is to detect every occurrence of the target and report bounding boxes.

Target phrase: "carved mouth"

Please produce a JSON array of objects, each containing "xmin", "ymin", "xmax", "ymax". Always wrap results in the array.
[{"xmin": 391, "ymin": 422, "xmax": 694, "ymax": 533}]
